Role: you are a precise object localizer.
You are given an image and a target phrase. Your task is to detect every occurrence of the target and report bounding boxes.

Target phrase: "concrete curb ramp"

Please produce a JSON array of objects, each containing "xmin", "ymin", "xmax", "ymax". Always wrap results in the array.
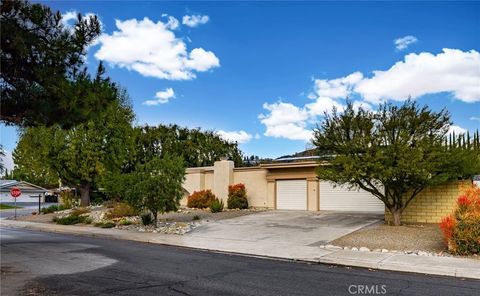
[{"xmin": 1, "ymin": 219, "xmax": 479, "ymax": 280}]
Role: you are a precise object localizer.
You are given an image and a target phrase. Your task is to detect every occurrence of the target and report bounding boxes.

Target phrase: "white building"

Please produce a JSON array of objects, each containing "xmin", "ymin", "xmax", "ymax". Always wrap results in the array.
[{"xmin": 0, "ymin": 180, "xmax": 48, "ymax": 204}]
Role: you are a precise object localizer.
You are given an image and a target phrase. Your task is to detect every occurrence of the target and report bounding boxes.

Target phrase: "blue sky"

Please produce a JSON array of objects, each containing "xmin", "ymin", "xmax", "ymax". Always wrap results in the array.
[{"xmin": 1, "ymin": 1, "xmax": 479, "ymax": 169}]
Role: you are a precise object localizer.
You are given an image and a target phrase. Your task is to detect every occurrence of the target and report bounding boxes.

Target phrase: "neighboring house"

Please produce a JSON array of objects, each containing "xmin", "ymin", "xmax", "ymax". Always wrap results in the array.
[
  {"xmin": 0, "ymin": 180, "xmax": 48, "ymax": 203},
  {"xmin": 182, "ymin": 159, "xmax": 471, "ymax": 223}
]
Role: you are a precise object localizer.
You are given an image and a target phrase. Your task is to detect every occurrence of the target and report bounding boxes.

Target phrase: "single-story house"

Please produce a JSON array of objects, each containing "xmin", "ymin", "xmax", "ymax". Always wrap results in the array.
[
  {"xmin": 0, "ymin": 180, "xmax": 48, "ymax": 204},
  {"xmin": 181, "ymin": 159, "xmax": 471, "ymax": 223}
]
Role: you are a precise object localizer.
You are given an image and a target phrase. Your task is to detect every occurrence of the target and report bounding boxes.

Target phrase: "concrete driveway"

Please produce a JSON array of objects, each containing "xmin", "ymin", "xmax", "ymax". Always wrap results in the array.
[{"xmin": 188, "ymin": 210, "xmax": 383, "ymax": 248}]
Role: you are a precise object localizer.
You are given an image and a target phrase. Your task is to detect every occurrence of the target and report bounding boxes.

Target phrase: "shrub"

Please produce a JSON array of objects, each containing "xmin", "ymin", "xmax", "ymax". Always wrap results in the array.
[
  {"xmin": 94, "ymin": 221, "xmax": 115, "ymax": 228},
  {"xmin": 141, "ymin": 213, "xmax": 154, "ymax": 226},
  {"xmin": 106, "ymin": 202, "xmax": 137, "ymax": 219},
  {"xmin": 70, "ymin": 207, "xmax": 90, "ymax": 216},
  {"xmin": 57, "ymin": 204, "xmax": 69, "ymax": 211},
  {"xmin": 439, "ymin": 186, "xmax": 480, "ymax": 255},
  {"xmin": 210, "ymin": 198, "xmax": 224, "ymax": 213},
  {"xmin": 187, "ymin": 190, "xmax": 216, "ymax": 209},
  {"xmin": 227, "ymin": 183, "xmax": 248, "ymax": 209},
  {"xmin": 118, "ymin": 218, "xmax": 133, "ymax": 226},
  {"xmin": 192, "ymin": 215, "xmax": 201, "ymax": 221},
  {"xmin": 53, "ymin": 214, "xmax": 88, "ymax": 225},
  {"xmin": 41, "ymin": 205, "xmax": 58, "ymax": 214},
  {"xmin": 59, "ymin": 190, "xmax": 78, "ymax": 209}
]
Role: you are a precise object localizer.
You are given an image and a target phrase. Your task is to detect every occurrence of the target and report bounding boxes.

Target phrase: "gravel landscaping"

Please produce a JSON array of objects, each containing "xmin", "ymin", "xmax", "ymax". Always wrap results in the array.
[
  {"xmin": 12, "ymin": 206, "xmax": 266, "ymax": 235},
  {"xmin": 331, "ymin": 221, "xmax": 446, "ymax": 253}
]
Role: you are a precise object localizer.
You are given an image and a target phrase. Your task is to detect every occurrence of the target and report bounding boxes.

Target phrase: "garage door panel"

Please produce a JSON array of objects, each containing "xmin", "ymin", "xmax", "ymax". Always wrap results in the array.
[
  {"xmin": 276, "ymin": 180, "xmax": 307, "ymax": 210},
  {"xmin": 320, "ymin": 181, "xmax": 384, "ymax": 213}
]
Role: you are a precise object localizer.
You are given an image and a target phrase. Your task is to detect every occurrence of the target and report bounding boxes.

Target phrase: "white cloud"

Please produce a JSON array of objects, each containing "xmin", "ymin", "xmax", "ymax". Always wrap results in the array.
[
  {"xmin": 394, "ymin": 35, "xmax": 418, "ymax": 51},
  {"xmin": 61, "ymin": 10, "xmax": 103, "ymax": 30},
  {"xmin": 143, "ymin": 88, "xmax": 175, "ymax": 106},
  {"xmin": 164, "ymin": 15, "xmax": 179, "ymax": 30},
  {"xmin": 259, "ymin": 49, "xmax": 480, "ymax": 141},
  {"xmin": 470, "ymin": 116, "xmax": 480, "ymax": 121},
  {"xmin": 94, "ymin": 17, "xmax": 219, "ymax": 80},
  {"xmin": 217, "ymin": 130, "xmax": 253, "ymax": 144},
  {"xmin": 306, "ymin": 96, "xmax": 344, "ymax": 117},
  {"xmin": 61, "ymin": 11, "xmax": 78, "ymax": 26},
  {"xmin": 355, "ymin": 49, "xmax": 480, "ymax": 103},
  {"xmin": 259, "ymin": 102, "xmax": 313, "ymax": 141},
  {"xmin": 314, "ymin": 72, "xmax": 363, "ymax": 98},
  {"xmin": 448, "ymin": 125, "xmax": 467, "ymax": 135},
  {"xmin": 1, "ymin": 149, "xmax": 14, "ymax": 174},
  {"xmin": 182, "ymin": 15, "xmax": 209, "ymax": 27}
]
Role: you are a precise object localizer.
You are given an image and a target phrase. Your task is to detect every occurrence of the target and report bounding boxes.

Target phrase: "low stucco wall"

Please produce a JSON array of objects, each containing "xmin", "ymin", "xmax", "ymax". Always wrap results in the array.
[
  {"xmin": 233, "ymin": 168, "xmax": 268, "ymax": 207},
  {"xmin": 180, "ymin": 162, "xmax": 269, "ymax": 208},
  {"xmin": 384, "ymin": 180, "xmax": 471, "ymax": 224}
]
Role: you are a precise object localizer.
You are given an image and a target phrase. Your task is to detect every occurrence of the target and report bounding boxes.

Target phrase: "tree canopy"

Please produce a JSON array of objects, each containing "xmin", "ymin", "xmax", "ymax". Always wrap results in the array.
[
  {"xmin": 1, "ymin": 0, "xmax": 113, "ymax": 127},
  {"xmin": 134, "ymin": 125, "xmax": 244, "ymax": 168},
  {"xmin": 123, "ymin": 156, "xmax": 186, "ymax": 224},
  {"xmin": 313, "ymin": 100, "xmax": 480, "ymax": 226},
  {"xmin": 13, "ymin": 91, "xmax": 135, "ymax": 205}
]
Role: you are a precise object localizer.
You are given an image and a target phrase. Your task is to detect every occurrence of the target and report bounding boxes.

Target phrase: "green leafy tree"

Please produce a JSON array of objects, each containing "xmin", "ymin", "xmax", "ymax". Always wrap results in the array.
[
  {"xmin": 313, "ymin": 100, "xmax": 480, "ymax": 226},
  {"xmin": 14, "ymin": 92, "xmax": 135, "ymax": 206},
  {"xmin": 11, "ymin": 127, "xmax": 59, "ymax": 188},
  {"xmin": 1, "ymin": 0, "xmax": 114, "ymax": 127},
  {"xmin": 124, "ymin": 156, "xmax": 186, "ymax": 224},
  {"xmin": 135, "ymin": 125, "xmax": 244, "ymax": 167}
]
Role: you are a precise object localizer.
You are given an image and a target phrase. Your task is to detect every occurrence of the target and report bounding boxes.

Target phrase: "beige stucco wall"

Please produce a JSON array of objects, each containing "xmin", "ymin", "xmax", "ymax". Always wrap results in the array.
[
  {"xmin": 233, "ymin": 168, "xmax": 268, "ymax": 207},
  {"xmin": 205, "ymin": 171, "xmax": 214, "ymax": 190},
  {"xmin": 307, "ymin": 179, "xmax": 319, "ymax": 211},
  {"xmin": 181, "ymin": 160, "xmax": 467, "ymax": 221}
]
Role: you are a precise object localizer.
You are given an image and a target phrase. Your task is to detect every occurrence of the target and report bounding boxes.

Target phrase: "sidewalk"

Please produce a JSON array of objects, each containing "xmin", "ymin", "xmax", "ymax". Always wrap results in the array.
[{"xmin": 1, "ymin": 219, "xmax": 479, "ymax": 280}]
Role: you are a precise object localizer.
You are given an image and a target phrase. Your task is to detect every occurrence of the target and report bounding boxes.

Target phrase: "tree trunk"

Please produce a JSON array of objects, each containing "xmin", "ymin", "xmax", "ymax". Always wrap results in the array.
[
  {"xmin": 153, "ymin": 211, "xmax": 158, "ymax": 225},
  {"xmin": 391, "ymin": 208, "xmax": 403, "ymax": 226},
  {"xmin": 79, "ymin": 184, "xmax": 91, "ymax": 207}
]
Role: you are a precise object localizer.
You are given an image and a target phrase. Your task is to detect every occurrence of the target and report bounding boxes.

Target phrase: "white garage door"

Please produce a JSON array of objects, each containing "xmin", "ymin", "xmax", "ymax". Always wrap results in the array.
[
  {"xmin": 320, "ymin": 181, "xmax": 384, "ymax": 213},
  {"xmin": 276, "ymin": 180, "xmax": 307, "ymax": 210}
]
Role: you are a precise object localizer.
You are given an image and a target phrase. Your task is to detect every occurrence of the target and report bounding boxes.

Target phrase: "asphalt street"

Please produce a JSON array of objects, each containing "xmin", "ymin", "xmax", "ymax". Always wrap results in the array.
[{"xmin": 1, "ymin": 227, "xmax": 479, "ymax": 296}]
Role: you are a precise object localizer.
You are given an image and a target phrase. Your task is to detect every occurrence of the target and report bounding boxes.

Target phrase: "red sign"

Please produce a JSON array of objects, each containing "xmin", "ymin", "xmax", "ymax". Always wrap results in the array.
[{"xmin": 10, "ymin": 187, "xmax": 21, "ymax": 198}]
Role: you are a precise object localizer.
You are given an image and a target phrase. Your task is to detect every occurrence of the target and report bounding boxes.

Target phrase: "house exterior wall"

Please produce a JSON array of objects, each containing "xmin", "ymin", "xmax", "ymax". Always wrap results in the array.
[
  {"xmin": 384, "ymin": 180, "xmax": 471, "ymax": 224},
  {"xmin": 181, "ymin": 160, "xmax": 469, "ymax": 224},
  {"xmin": 0, "ymin": 192, "xmax": 44, "ymax": 203},
  {"xmin": 233, "ymin": 168, "xmax": 268, "ymax": 207}
]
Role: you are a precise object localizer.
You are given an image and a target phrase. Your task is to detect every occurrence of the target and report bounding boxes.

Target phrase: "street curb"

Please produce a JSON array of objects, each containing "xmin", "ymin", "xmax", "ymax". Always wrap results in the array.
[{"xmin": 2, "ymin": 220, "xmax": 479, "ymax": 280}]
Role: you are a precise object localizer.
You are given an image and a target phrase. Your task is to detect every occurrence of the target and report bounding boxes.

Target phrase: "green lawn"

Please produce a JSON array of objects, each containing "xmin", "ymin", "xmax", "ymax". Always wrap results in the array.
[{"xmin": 0, "ymin": 204, "xmax": 22, "ymax": 210}]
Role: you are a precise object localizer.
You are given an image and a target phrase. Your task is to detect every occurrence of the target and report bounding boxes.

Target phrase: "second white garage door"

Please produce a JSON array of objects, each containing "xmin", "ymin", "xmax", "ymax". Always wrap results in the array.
[
  {"xmin": 276, "ymin": 180, "xmax": 307, "ymax": 210},
  {"xmin": 320, "ymin": 181, "xmax": 384, "ymax": 213}
]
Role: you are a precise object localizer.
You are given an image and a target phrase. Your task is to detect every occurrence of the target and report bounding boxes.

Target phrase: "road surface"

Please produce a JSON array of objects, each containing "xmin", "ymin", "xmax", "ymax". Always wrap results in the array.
[
  {"xmin": 0, "ymin": 203, "xmax": 58, "ymax": 219},
  {"xmin": 1, "ymin": 228, "xmax": 478, "ymax": 295}
]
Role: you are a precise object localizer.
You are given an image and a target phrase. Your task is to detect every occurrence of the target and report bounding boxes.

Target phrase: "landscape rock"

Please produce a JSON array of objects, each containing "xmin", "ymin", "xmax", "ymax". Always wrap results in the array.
[{"xmin": 359, "ymin": 247, "xmax": 370, "ymax": 252}]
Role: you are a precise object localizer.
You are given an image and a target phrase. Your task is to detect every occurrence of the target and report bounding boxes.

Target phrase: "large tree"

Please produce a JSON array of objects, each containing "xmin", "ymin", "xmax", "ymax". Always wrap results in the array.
[
  {"xmin": 135, "ymin": 125, "xmax": 244, "ymax": 167},
  {"xmin": 11, "ymin": 127, "xmax": 59, "ymax": 188},
  {"xmin": 313, "ymin": 100, "xmax": 480, "ymax": 226},
  {"xmin": 1, "ymin": 0, "xmax": 113, "ymax": 127},
  {"xmin": 14, "ymin": 90, "xmax": 135, "ymax": 206}
]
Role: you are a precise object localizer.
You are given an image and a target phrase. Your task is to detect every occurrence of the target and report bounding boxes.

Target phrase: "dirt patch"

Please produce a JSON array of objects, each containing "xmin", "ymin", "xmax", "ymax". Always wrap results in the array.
[
  {"xmin": 332, "ymin": 222, "xmax": 446, "ymax": 253},
  {"xmin": 14, "ymin": 213, "xmax": 56, "ymax": 223}
]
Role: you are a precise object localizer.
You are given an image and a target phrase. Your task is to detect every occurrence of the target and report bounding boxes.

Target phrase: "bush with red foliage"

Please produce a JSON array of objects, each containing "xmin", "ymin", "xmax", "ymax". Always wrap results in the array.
[
  {"xmin": 187, "ymin": 190, "xmax": 216, "ymax": 209},
  {"xmin": 439, "ymin": 185, "xmax": 480, "ymax": 255},
  {"xmin": 227, "ymin": 183, "xmax": 248, "ymax": 209}
]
